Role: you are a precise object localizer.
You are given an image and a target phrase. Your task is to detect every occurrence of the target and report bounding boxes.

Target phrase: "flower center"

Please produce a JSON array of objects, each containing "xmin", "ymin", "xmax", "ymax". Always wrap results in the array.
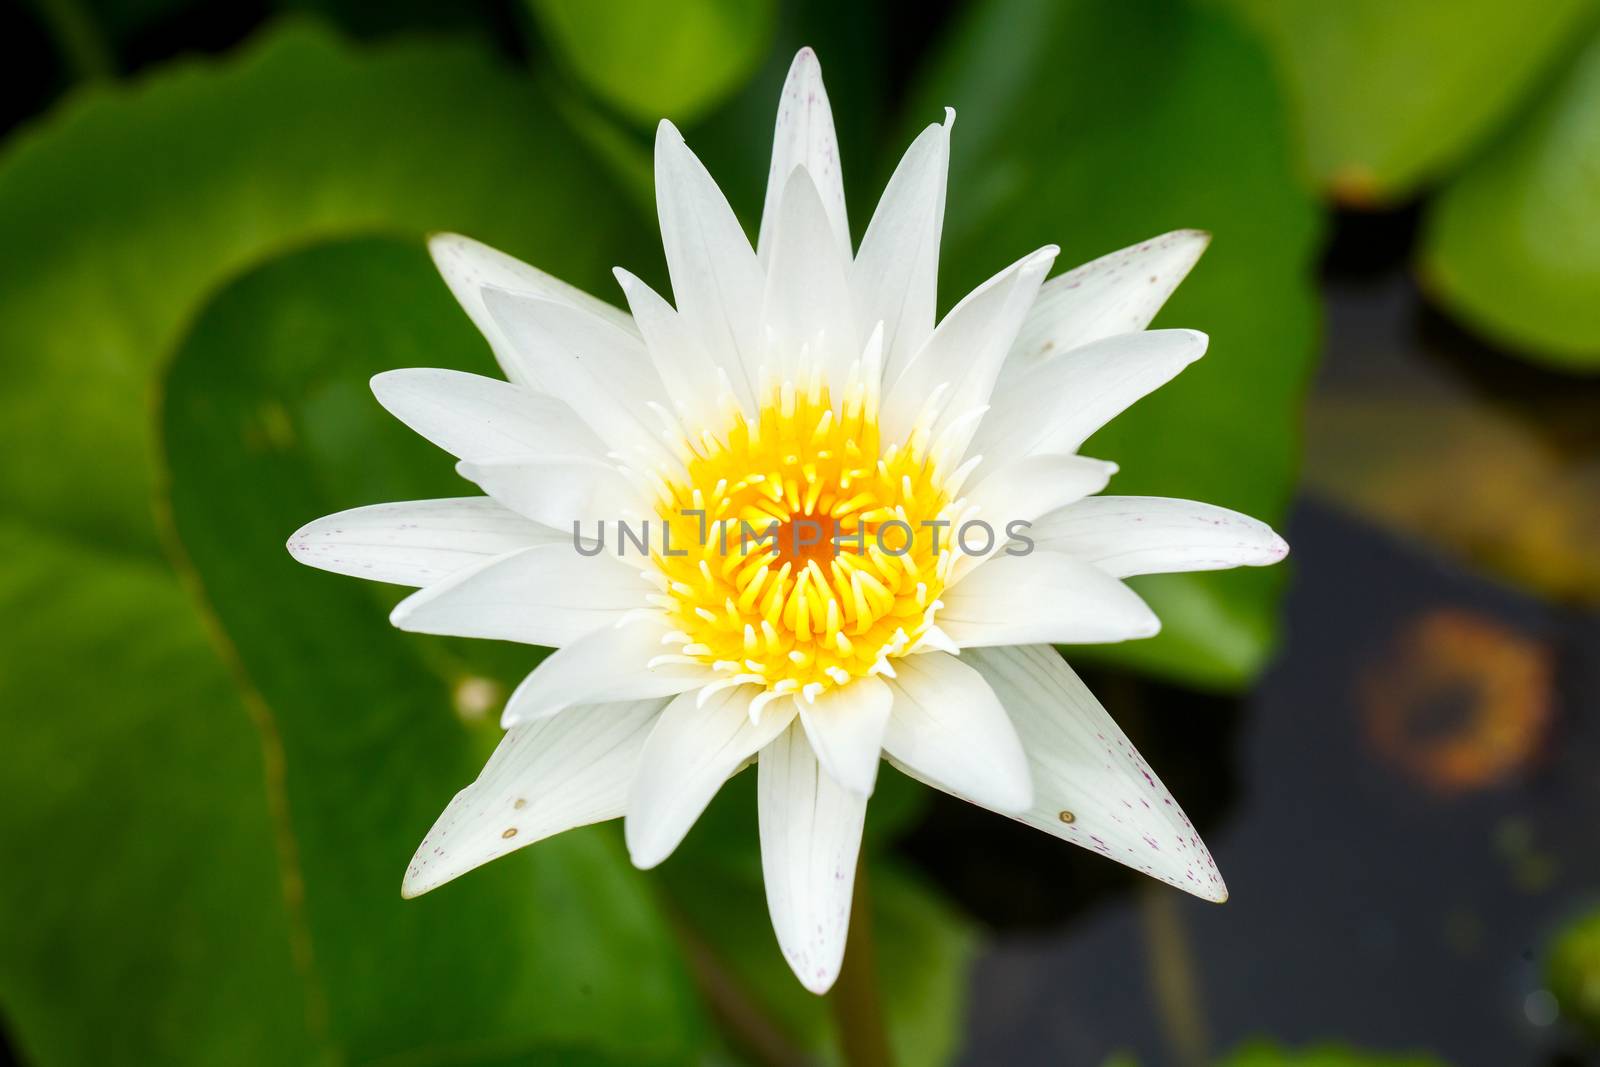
[{"xmin": 650, "ymin": 370, "xmax": 959, "ymax": 703}]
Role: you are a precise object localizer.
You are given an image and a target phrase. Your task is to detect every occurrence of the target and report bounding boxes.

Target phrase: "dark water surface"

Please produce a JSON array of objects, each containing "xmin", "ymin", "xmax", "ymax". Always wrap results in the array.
[{"xmin": 948, "ymin": 500, "xmax": 1598, "ymax": 1066}]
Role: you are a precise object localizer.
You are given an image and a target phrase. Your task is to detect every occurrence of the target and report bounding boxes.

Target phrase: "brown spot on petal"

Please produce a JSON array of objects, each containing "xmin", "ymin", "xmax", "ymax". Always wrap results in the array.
[
  {"xmin": 501, "ymin": 828, "xmax": 518, "ymax": 839},
  {"xmin": 1058, "ymin": 810, "xmax": 1076, "ymax": 824}
]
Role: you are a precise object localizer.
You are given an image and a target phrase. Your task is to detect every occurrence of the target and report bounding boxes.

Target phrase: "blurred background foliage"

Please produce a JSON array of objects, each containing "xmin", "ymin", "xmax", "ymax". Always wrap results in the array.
[{"xmin": 1, "ymin": 0, "xmax": 1597, "ymax": 1065}]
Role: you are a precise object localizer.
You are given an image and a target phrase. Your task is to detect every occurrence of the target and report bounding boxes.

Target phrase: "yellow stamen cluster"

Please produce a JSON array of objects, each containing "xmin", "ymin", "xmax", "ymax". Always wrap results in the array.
[{"xmin": 648, "ymin": 367, "xmax": 961, "ymax": 704}]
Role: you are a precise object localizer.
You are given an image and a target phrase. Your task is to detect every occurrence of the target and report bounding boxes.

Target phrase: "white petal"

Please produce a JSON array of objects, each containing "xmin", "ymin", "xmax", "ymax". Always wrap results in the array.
[
  {"xmin": 974, "ymin": 329, "xmax": 1208, "ymax": 468},
  {"xmin": 390, "ymin": 543, "xmax": 645, "ymax": 647},
  {"xmin": 882, "ymin": 651, "xmax": 1032, "ymax": 814},
  {"xmin": 968, "ymin": 454, "xmax": 1119, "ymax": 530},
  {"xmin": 999, "ymin": 229, "xmax": 1210, "ymax": 384},
  {"xmin": 371, "ymin": 368, "xmax": 605, "ymax": 464},
  {"xmin": 655, "ymin": 121, "xmax": 765, "ymax": 405},
  {"xmin": 1029, "ymin": 495, "xmax": 1289, "ymax": 578},
  {"xmin": 853, "ymin": 112, "xmax": 952, "ymax": 386},
  {"xmin": 500, "ymin": 615, "xmax": 713, "ymax": 727},
  {"xmin": 401, "ymin": 698, "xmax": 665, "ymax": 897},
  {"xmin": 758, "ymin": 722, "xmax": 866, "ymax": 994},
  {"xmin": 798, "ymin": 675, "xmax": 892, "ymax": 797},
  {"xmin": 481, "ymin": 288, "xmax": 676, "ymax": 468},
  {"xmin": 614, "ymin": 267, "xmax": 746, "ymax": 431},
  {"xmin": 625, "ymin": 684, "xmax": 794, "ymax": 869},
  {"xmin": 456, "ymin": 455, "xmax": 641, "ymax": 530},
  {"xmin": 287, "ymin": 497, "xmax": 557, "ymax": 587},
  {"xmin": 880, "ymin": 246, "xmax": 1057, "ymax": 452},
  {"xmin": 948, "ymin": 454, "xmax": 1119, "ymax": 588},
  {"xmin": 966, "ymin": 644, "xmax": 1227, "ymax": 902},
  {"xmin": 940, "ymin": 550, "xmax": 1160, "ymax": 647},
  {"xmin": 429, "ymin": 233, "xmax": 638, "ymax": 388},
  {"xmin": 759, "ymin": 48, "xmax": 849, "ymax": 265},
  {"xmin": 762, "ymin": 167, "xmax": 857, "ymax": 384}
]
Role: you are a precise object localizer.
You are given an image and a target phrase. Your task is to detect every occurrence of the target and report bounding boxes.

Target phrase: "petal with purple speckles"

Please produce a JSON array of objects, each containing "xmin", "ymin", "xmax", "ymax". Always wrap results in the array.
[{"xmin": 965, "ymin": 643, "xmax": 1228, "ymax": 902}]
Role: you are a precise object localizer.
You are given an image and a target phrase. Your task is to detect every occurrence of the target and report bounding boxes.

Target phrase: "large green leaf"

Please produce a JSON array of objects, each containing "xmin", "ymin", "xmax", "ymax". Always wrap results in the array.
[
  {"xmin": 529, "ymin": 0, "xmax": 776, "ymax": 125},
  {"xmin": 1217, "ymin": 0, "xmax": 1598, "ymax": 204},
  {"xmin": 159, "ymin": 236, "xmax": 706, "ymax": 1065},
  {"xmin": 0, "ymin": 527, "xmax": 321, "ymax": 1067},
  {"xmin": 0, "ymin": 23, "xmax": 707, "ymax": 1066},
  {"xmin": 1420, "ymin": 27, "xmax": 1600, "ymax": 370},
  {"xmin": 914, "ymin": 0, "xmax": 1322, "ymax": 688},
  {"xmin": 0, "ymin": 20, "xmax": 644, "ymax": 556}
]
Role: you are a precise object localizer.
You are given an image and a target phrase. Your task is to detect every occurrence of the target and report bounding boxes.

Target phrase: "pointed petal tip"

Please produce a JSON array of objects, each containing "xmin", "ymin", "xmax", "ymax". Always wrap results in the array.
[
  {"xmin": 1181, "ymin": 328, "xmax": 1210, "ymax": 362},
  {"xmin": 655, "ymin": 118, "xmax": 685, "ymax": 148},
  {"xmin": 914, "ymin": 108, "xmax": 956, "ymax": 141},
  {"xmin": 623, "ymin": 827, "xmax": 669, "ymax": 871},
  {"xmin": 1023, "ymin": 245, "xmax": 1060, "ymax": 277},
  {"xmin": 424, "ymin": 232, "xmax": 483, "ymax": 272},
  {"xmin": 477, "ymin": 284, "xmax": 543, "ymax": 336},
  {"xmin": 796, "ymin": 963, "xmax": 840, "ymax": 996},
  {"xmin": 1190, "ymin": 867, "xmax": 1229, "ymax": 903},
  {"xmin": 387, "ymin": 586, "xmax": 432, "ymax": 631},
  {"xmin": 1171, "ymin": 227, "xmax": 1211, "ymax": 247},
  {"xmin": 817, "ymin": 752, "xmax": 879, "ymax": 800},
  {"xmin": 284, "ymin": 523, "xmax": 316, "ymax": 559},
  {"xmin": 400, "ymin": 851, "xmax": 444, "ymax": 899},
  {"xmin": 368, "ymin": 367, "xmax": 400, "ymax": 397},
  {"xmin": 425, "ymin": 230, "xmax": 467, "ymax": 253}
]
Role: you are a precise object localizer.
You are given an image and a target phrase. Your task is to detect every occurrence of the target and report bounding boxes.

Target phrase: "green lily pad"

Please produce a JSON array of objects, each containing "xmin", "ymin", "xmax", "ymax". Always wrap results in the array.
[
  {"xmin": 0, "ymin": 20, "xmax": 646, "ymax": 556},
  {"xmin": 529, "ymin": 0, "xmax": 776, "ymax": 125},
  {"xmin": 0, "ymin": 526, "xmax": 321, "ymax": 1066},
  {"xmin": 914, "ymin": 0, "xmax": 1322, "ymax": 689},
  {"xmin": 1219, "ymin": 0, "xmax": 1598, "ymax": 204},
  {"xmin": 1420, "ymin": 26, "xmax": 1600, "ymax": 370},
  {"xmin": 0, "ymin": 23, "xmax": 708, "ymax": 1065}
]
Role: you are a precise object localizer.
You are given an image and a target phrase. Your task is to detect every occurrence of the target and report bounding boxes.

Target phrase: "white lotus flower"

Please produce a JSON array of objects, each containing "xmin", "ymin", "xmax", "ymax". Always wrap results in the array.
[{"xmin": 287, "ymin": 48, "xmax": 1287, "ymax": 993}]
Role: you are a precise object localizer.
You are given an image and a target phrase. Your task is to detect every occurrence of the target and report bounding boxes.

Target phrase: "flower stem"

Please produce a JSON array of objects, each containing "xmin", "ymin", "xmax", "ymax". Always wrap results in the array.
[
  {"xmin": 1138, "ymin": 881, "xmax": 1210, "ymax": 1067},
  {"xmin": 666, "ymin": 903, "xmax": 809, "ymax": 1067},
  {"xmin": 1112, "ymin": 672, "xmax": 1210, "ymax": 1067},
  {"xmin": 829, "ymin": 856, "xmax": 894, "ymax": 1067}
]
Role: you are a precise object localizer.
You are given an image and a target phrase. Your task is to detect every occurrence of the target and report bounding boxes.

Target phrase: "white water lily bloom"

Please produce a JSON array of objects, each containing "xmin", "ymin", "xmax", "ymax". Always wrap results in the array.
[{"xmin": 287, "ymin": 48, "xmax": 1287, "ymax": 993}]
